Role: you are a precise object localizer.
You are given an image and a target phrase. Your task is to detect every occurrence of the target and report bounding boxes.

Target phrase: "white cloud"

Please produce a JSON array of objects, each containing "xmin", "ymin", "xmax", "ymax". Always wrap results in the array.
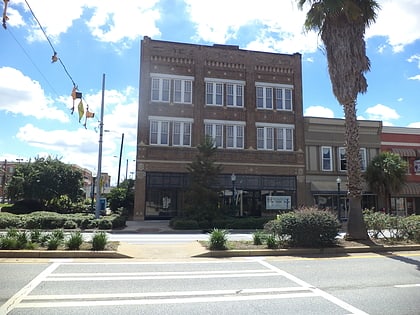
[
  {"xmin": 85, "ymin": 0, "xmax": 161, "ymax": 43},
  {"xmin": 0, "ymin": 67, "xmax": 69, "ymax": 122},
  {"xmin": 10, "ymin": 0, "xmax": 161, "ymax": 45},
  {"xmin": 13, "ymin": 85, "xmax": 139, "ymax": 185},
  {"xmin": 185, "ymin": 0, "xmax": 318, "ymax": 53},
  {"xmin": 367, "ymin": 0, "xmax": 420, "ymax": 52},
  {"xmin": 365, "ymin": 104, "xmax": 400, "ymax": 122},
  {"xmin": 408, "ymin": 54, "xmax": 420, "ymax": 68},
  {"xmin": 407, "ymin": 122, "xmax": 420, "ymax": 128},
  {"xmin": 304, "ymin": 106, "xmax": 335, "ymax": 118},
  {"xmin": 408, "ymin": 75, "xmax": 420, "ymax": 81}
]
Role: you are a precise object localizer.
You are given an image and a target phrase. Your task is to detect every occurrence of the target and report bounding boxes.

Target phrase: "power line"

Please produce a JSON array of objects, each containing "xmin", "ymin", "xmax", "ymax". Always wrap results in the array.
[
  {"xmin": 6, "ymin": 27, "xmax": 60, "ymax": 97},
  {"xmin": 24, "ymin": 0, "xmax": 76, "ymax": 87}
]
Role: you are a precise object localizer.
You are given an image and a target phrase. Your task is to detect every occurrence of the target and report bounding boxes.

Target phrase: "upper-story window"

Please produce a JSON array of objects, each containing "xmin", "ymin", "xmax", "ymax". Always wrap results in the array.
[
  {"xmin": 206, "ymin": 82, "xmax": 223, "ymax": 106},
  {"xmin": 338, "ymin": 147, "xmax": 367, "ymax": 171},
  {"xmin": 277, "ymin": 127, "xmax": 293, "ymax": 151},
  {"xmin": 173, "ymin": 121, "xmax": 191, "ymax": 147},
  {"xmin": 226, "ymin": 84, "xmax": 243, "ymax": 107},
  {"xmin": 205, "ymin": 78, "xmax": 245, "ymax": 107},
  {"xmin": 256, "ymin": 82, "xmax": 293, "ymax": 111},
  {"xmin": 226, "ymin": 125, "xmax": 244, "ymax": 149},
  {"xmin": 204, "ymin": 120, "xmax": 246, "ymax": 149},
  {"xmin": 151, "ymin": 78, "xmax": 170, "ymax": 102},
  {"xmin": 149, "ymin": 116, "xmax": 193, "ymax": 147},
  {"xmin": 174, "ymin": 79, "xmax": 192, "ymax": 103},
  {"xmin": 321, "ymin": 146, "xmax": 333, "ymax": 171},
  {"xmin": 150, "ymin": 73, "xmax": 194, "ymax": 104},
  {"xmin": 256, "ymin": 123, "xmax": 294, "ymax": 151},
  {"xmin": 205, "ymin": 123, "xmax": 223, "ymax": 147},
  {"xmin": 150, "ymin": 120, "xmax": 169, "ymax": 145},
  {"xmin": 257, "ymin": 126, "xmax": 274, "ymax": 150}
]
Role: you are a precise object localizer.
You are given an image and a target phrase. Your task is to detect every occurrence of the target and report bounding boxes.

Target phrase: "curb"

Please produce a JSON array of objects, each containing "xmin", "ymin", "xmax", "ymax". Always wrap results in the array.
[
  {"xmin": 0, "ymin": 250, "xmax": 130, "ymax": 259},
  {"xmin": 195, "ymin": 245, "xmax": 420, "ymax": 258},
  {"xmin": 1, "ymin": 245, "xmax": 419, "ymax": 259}
]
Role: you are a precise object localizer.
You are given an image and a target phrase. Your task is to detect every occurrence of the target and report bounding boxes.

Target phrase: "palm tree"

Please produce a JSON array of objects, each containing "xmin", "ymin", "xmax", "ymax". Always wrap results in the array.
[
  {"xmin": 297, "ymin": 0, "xmax": 380, "ymax": 239},
  {"xmin": 365, "ymin": 152, "xmax": 408, "ymax": 213}
]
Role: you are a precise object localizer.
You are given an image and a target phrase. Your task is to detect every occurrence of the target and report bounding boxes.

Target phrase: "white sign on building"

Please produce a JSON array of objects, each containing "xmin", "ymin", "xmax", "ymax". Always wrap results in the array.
[{"xmin": 266, "ymin": 196, "xmax": 291, "ymax": 210}]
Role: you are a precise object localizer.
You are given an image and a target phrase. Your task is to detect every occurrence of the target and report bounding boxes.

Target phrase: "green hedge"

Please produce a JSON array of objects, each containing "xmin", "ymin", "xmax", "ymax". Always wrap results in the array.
[
  {"xmin": 264, "ymin": 208, "xmax": 340, "ymax": 247},
  {"xmin": 0, "ymin": 211, "xmax": 126, "ymax": 230}
]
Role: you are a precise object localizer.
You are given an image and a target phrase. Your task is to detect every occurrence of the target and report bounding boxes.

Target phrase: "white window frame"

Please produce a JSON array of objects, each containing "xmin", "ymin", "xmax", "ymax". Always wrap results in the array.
[
  {"xmin": 359, "ymin": 148, "xmax": 367, "ymax": 171},
  {"xmin": 226, "ymin": 125, "xmax": 244, "ymax": 149},
  {"xmin": 205, "ymin": 123, "xmax": 223, "ymax": 147},
  {"xmin": 173, "ymin": 79, "xmax": 192, "ymax": 104},
  {"xmin": 256, "ymin": 86, "xmax": 273, "ymax": 109},
  {"xmin": 257, "ymin": 127, "xmax": 274, "ymax": 150},
  {"xmin": 321, "ymin": 146, "xmax": 333, "ymax": 171},
  {"xmin": 256, "ymin": 82, "xmax": 294, "ymax": 110},
  {"xmin": 150, "ymin": 120, "xmax": 169, "ymax": 145},
  {"xmin": 151, "ymin": 78, "xmax": 170, "ymax": 102},
  {"xmin": 275, "ymin": 88, "xmax": 293, "ymax": 111},
  {"xmin": 173, "ymin": 121, "xmax": 191, "ymax": 147},
  {"xmin": 276, "ymin": 127, "xmax": 294, "ymax": 151},
  {"xmin": 338, "ymin": 147, "xmax": 347, "ymax": 171},
  {"xmin": 338, "ymin": 147, "xmax": 367, "ymax": 171},
  {"xmin": 226, "ymin": 83, "xmax": 244, "ymax": 107},
  {"xmin": 206, "ymin": 82, "xmax": 224, "ymax": 106},
  {"xmin": 151, "ymin": 73, "xmax": 194, "ymax": 104}
]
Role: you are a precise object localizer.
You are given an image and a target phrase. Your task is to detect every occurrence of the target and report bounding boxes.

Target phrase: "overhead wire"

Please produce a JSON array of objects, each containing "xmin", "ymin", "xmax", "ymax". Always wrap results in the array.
[
  {"xmin": 6, "ymin": 27, "xmax": 60, "ymax": 97},
  {"xmin": 24, "ymin": 0, "xmax": 77, "ymax": 87},
  {"xmin": 17, "ymin": 0, "xmax": 97, "ymax": 127}
]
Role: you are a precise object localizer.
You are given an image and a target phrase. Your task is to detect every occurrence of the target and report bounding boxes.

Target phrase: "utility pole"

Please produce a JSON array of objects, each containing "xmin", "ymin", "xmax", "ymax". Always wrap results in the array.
[
  {"xmin": 117, "ymin": 133, "xmax": 124, "ymax": 187},
  {"xmin": 95, "ymin": 73, "xmax": 106, "ymax": 219}
]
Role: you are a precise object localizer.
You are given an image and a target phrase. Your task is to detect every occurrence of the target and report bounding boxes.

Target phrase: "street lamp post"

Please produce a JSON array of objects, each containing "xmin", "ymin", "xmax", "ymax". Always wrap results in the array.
[
  {"xmin": 336, "ymin": 177, "xmax": 341, "ymax": 222},
  {"xmin": 231, "ymin": 173, "xmax": 236, "ymax": 214}
]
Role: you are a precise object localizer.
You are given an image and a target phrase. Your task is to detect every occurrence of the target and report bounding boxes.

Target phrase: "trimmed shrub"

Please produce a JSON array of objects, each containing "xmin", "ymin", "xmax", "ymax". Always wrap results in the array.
[
  {"xmin": 252, "ymin": 230, "xmax": 265, "ymax": 245},
  {"xmin": 91, "ymin": 231, "xmax": 108, "ymax": 251},
  {"xmin": 208, "ymin": 228, "xmax": 228, "ymax": 250},
  {"xmin": 171, "ymin": 219, "xmax": 200, "ymax": 230},
  {"xmin": 266, "ymin": 234, "xmax": 277, "ymax": 249},
  {"xmin": 47, "ymin": 236, "xmax": 62, "ymax": 250},
  {"xmin": 0, "ymin": 213, "xmax": 22, "ymax": 229},
  {"xmin": 63, "ymin": 220, "xmax": 78, "ymax": 229},
  {"xmin": 24, "ymin": 212, "xmax": 66, "ymax": 229},
  {"xmin": 97, "ymin": 219, "xmax": 112, "ymax": 230},
  {"xmin": 265, "ymin": 207, "xmax": 340, "ymax": 247},
  {"xmin": 5, "ymin": 199, "xmax": 43, "ymax": 215},
  {"xmin": 66, "ymin": 231, "xmax": 84, "ymax": 250}
]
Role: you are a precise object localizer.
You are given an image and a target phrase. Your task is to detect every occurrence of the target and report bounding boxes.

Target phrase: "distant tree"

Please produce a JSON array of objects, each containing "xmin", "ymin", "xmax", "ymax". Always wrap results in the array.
[
  {"xmin": 364, "ymin": 152, "xmax": 407, "ymax": 213},
  {"xmin": 7, "ymin": 156, "xmax": 83, "ymax": 207},
  {"xmin": 107, "ymin": 179, "xmax": 135, "ymax": 217},
  {"xmin": 184, "ymin": 136, "xmax": 223, "ymax": 221}
]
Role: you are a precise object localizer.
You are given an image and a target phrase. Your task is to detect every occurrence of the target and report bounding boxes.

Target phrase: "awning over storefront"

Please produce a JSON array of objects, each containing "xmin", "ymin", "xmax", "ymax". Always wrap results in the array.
[
  {"xmin": 311, "ymin": 181, "xmax": 348, "ymax": 194},
  {"xmin": 391, "ymin": 148, "xmax": 417, "ymax": 157},
  {"xmin": 396, "ymin": 183, "xmax": 420, "ymax": 196},
  {"xmin": 311, "ymin": 181, "xmax": 370, "ymax": 194}
]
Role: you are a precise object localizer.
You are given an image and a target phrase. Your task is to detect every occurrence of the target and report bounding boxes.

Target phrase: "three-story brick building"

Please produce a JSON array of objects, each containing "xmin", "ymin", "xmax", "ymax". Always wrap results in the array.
[{"xmin": 133, "ymin": 37, "xmax": 305, "ymax": 220}]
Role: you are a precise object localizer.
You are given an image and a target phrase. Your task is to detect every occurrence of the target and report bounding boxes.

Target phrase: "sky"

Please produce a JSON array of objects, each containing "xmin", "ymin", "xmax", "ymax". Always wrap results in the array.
[{"xmin": 1, "ymin": 0, "xmax": 419, "ymax": 186}]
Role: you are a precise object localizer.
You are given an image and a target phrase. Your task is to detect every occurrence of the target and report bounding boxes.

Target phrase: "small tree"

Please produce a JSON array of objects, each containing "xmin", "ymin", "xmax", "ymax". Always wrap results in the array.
[
  {"xmin": 107, "ymin": 179, "xmax": 134, "ymax": 217},
  {"xmin": 184, "ymin": 136, "xmax": 223, "ymax": 221},
  {"xmin": 364, "ymin": 152, "xmax": 407, "ymax": 213},
  {"xmin": 7, "ymin": 156, "xmax": 84, "ymax": 207}
]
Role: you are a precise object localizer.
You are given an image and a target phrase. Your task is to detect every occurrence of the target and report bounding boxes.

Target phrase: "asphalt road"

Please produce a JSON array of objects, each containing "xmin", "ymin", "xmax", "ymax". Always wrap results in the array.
[{"xmin": 1, "ymin": 252, "xmax": 419, "ymax": 314}]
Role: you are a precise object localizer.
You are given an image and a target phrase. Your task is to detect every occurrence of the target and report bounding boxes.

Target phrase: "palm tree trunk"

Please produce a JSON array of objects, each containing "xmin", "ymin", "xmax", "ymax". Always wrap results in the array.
[{"xmin": 343, "ymin": 101, "xmax": 368, "ymax": 240}]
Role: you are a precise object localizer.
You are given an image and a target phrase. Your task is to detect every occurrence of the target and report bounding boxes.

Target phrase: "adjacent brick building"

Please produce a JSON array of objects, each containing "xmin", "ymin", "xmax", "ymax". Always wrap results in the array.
[
  {"xmin": 381, "ymin": 126, "xmax": 420, "ymax": 215},
  {"xmin": 133, "ymin": 37, "xmax": 305, "ymax": 220}
]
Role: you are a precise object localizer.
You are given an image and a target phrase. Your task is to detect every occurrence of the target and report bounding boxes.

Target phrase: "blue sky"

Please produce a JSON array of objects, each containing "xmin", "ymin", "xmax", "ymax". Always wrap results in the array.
[{"xmin": 1, "ymin": 0, "xmax": 419, "ymax": 185}]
